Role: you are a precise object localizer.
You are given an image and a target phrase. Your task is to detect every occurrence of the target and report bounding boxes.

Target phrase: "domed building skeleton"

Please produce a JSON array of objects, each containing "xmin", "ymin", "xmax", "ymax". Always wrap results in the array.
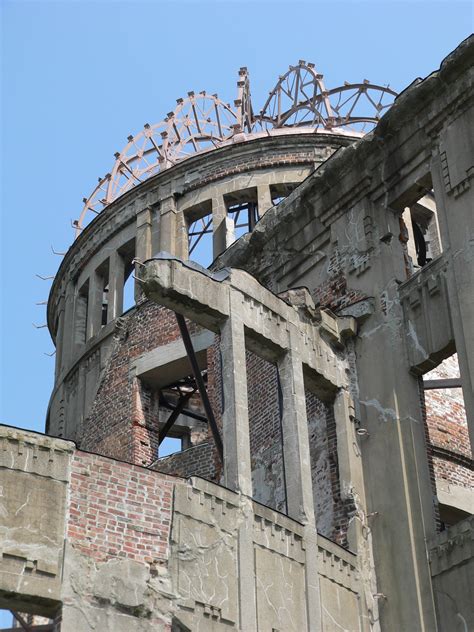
[
  {"xmin": 1, "ymin": 39, "xmax": 473, "ymax": 632},
  {"xmin": 75, "ymin": 62, "xmax": 396, "ymax": 235}
]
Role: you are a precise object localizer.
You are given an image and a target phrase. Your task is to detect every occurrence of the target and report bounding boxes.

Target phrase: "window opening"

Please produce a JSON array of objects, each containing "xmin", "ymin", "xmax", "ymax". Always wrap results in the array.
[
  {"xmin": 227, "ymin": 201, "xmax": 258, "ymax": 239},
  {"xmin": 160, "ymin": 436, "xmax": 183, "ymax": 457},
  {"xmin": 402, "ymin": 188, "xmax": 441, "ymax": 273},
  {"xmin": 101, "ymin": 283, "xmax": 109, "ymax": 325},
  {"xmin": 186, "ymin": 200, "xmax": 214, "ymax": 268},
  {"xmin": 422, "ymin": 353, "xmax": 472, "ymax": 529},
  {"xmin": 123, "ymin": 264, "xmax": 135, "ymax": 312},
  {"xmin": 270, "ymin": 182, "xmax": 298, "ymax": 206},
  {"xmin": 74, "ymin": 280, "xmax": 89, "ymax": 345},
  {"xmin": 188, "ymin": 213, "xmax": 213, "ymax": 266}
]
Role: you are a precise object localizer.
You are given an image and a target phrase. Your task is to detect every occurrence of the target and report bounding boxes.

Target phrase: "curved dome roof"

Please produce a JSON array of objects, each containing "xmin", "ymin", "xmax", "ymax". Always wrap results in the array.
[{"xmin": 75, "ymin": 61, "xmax": 396, "ymax": 234}]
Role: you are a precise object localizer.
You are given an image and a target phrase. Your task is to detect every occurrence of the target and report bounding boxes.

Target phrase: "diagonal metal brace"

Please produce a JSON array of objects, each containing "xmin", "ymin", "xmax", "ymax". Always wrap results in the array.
[
  {"xmin": 11, "ymin": 612, "xmax": 32, "ymax": 631},
  {"xmin": 158, "ymin": 389, "xmax": 195, "ymax": 446},
  {"xmin": 175, "ymin": 312, "xmax": 224, "ymax": 462}
]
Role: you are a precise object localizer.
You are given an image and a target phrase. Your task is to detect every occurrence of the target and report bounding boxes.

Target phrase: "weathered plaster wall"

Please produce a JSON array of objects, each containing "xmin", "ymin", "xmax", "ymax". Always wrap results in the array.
[
  {"xmin": 216, "ymin": 36, "xmax": 474, "ymax": 632},
  {"xmin": 429, "ymin": 516, "xmax": 474, "ymax": 632},
  {"xmin": 0, "ymin": 426, "xmax": 365, "ymax": 631},
  {"xmin": 0, "ymin": 427, "xmax": 73, "ymax": 617}
]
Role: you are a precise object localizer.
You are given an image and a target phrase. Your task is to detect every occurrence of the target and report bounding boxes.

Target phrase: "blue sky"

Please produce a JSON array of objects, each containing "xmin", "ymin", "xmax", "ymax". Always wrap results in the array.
[{"xmin": 0, "ymin": 0, "xmax": 472, "ymax": 625}]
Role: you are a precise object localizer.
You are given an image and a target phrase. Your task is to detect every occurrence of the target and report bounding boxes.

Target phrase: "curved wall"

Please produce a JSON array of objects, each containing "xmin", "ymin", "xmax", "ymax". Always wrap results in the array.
[{"xmin": 46, "ymin": 132, "xmax": 355, "ymax": 441}]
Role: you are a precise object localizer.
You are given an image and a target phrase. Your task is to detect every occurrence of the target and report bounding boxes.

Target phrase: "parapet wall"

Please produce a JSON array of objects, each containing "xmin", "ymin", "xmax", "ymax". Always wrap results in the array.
[{"xmin": 0, "ymin": 424, "xmax": 364, "ymax": 631}]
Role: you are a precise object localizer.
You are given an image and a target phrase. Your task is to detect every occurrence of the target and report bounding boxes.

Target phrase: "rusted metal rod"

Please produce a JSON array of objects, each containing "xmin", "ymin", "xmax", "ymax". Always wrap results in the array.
[
  {"xmin": 158, "ymin": 389, "xmax": 195, "ymax": 446},
  {"xmin": 175, "ymin": 312, "xmax": 224, "ymax": 462}
]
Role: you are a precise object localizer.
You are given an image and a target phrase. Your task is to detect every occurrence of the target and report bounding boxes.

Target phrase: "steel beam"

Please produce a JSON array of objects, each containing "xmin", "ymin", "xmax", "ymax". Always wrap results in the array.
[
  {"xmin": 158, "ymin": 389, "xmax": 195, "ymax": 446},
  {"xmin": 175, "ymin": 312, "xmax": 224, "ymax": 461}
]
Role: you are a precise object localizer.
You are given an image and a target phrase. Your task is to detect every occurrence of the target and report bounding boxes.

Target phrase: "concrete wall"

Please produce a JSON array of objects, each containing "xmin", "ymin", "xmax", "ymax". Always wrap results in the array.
[
  {"xmin": 217, "ymin": 36, "xmax": 474, "ymax": 632},
  {"xmin": 47, "ymin": 134, "xmax": 352, "ymax": 441},
  {"xmin": 429, "ymin": 516, "xmax": 474, "ymax": 632},
  {"xmin": 0, "ymin": 425, "xmax": 366, "ymax": 631}
]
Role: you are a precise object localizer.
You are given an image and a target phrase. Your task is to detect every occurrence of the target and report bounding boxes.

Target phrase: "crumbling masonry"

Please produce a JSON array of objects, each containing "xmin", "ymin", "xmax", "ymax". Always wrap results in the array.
[{"xmin": 0, "ymin": 37, "xmax": 473, "ymax": 631}]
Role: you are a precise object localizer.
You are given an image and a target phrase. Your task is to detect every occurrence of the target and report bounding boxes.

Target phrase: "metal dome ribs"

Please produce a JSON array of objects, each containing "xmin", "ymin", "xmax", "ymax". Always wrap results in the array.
[{"xmin": 76, "ymin": 62, "xmax": 397, "ymax": 235}]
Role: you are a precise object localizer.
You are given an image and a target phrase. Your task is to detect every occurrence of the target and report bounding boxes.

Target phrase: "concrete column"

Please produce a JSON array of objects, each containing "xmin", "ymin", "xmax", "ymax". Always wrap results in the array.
[
  {"xmin": 150, "ymin": 205, "xmax": 160, "ymax": 256},
  {"xmin": 431, "ymin": 151, "xmax": 474, "ymax": 450},
  {"xmin": 61, "ymin": 280, "xmax": 75, "ymax": 372},
  {"xmin": 158, "ymin": 196, "xmax": 187, "ymax": 258},
  {"xmin": 86, "ymin": 269, "xmax": 103, "ymax": 340},
  {"xmin": 277, "ymin": 327, "xmax": 323, "ymax": 630},
  {"xmin": 54, "ymin": 297, "xmax": 65, "ymax": 380},
  {"xmin": 350, "ymin": 203, "xmax": 437, "ymax": 631},
  {"xmin": 212, "ymin": 195, "xmax": 235, "ymax": 259},
  {"xmin": 257, "ymin": 184, "xmax": 273, "ymax": 218},
  {"xmin": 136, "ymin": 208, "xmax": 152, "ymax": 262},
  {"xmin": 107, "ymin": 250, "xmax": 124, "ymax": 322},
  {"xmin": 277, "ymin": 326, "xmax": 315, "ymax": 526},
  {"xmin": 333, "ymin": 387, "xmax": 372, "ymax": 628},
  {"xmin": 333, "ymin": 389, "xmax": 366, "ymax": 517},
  {"xmin": 135, "ymin": 208, "xmax": 153, "ymax": 303},
  {"xmin": 219, "ymin": 291, "xmax": 252, "ymax": 496},
  {"xmin": 237, "ymin": 498, "xmax": 258, "ymax": 631}
]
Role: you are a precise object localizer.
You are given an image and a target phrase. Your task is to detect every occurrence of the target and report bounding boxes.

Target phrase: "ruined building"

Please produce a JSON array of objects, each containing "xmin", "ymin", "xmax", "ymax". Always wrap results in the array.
[{"xmin": 1, "ymin": 36, "xmax": 473, "ymax": 631}]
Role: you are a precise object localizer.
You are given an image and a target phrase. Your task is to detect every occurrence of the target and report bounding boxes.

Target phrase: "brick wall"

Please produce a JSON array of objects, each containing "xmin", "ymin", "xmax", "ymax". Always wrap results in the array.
[
  {"xmin": 153, "ymin": 442, "xmax": 217, "ymax": 481},
  {"xmin": 312, "ymin": 250, "xmax": 367, "ymax": 312},
  {"xmin": 81, "ymin": 301, "xmax": 201, "ymax": 464},
  {"xmin": 67, "ymin": 450, "xmax": 175, "ymax": 564},
  {"xmin": 82, "ymin": 299, "xmax": 352, "ymax": 544}
]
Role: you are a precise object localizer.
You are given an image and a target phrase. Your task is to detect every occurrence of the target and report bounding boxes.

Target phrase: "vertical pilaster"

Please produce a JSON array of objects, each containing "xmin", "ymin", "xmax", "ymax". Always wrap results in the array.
[
  {"xmin": 158, "ymin": 195, "xmax": 187, "ymax": 258},
  {"xmin": 277, "ymin": 325, "xmax": 315, "ymax": 525},
  {"xmin": 61, "ymin": 280, "xmax": 75, "ymax": 371},
  {"xmin": 219, "ymin": 291, "xmax": 252, "ymax": 496},
  {"xmin": 86, "ymin": 269, "xmax": 103, "ymax": 340},
  {"xmin": 212, "ymin": 196, "xmax": 234, "ymax": 258},
  {"xmin": 278, "ymin": 325, "xmax": 323, "ymax": 631},
  {"xmin": 219, "ymin": 290, "xmax": 257, "ymax": 630},
  {"xmin": 257, "ymin": 184, "xmax": 273, "ymax": 218},
  {"xmin": 431, "ymin": 151, "xmax": 474, "ymax": 449},
  {"xmin": 350, "ymin": 203, "xmax": 437, "ymax": 631},
  {"xmin": 135, "ymin": 208, "xmax": 152, "ymax": 302},
  {"xmin": 136, "ymin": 208, "xmax": 152, "ymax": 262},
  {"xmin": 54, "ymin": 296, "xmax": 65, "ymax": 380},
  {"xmin": 107, "ymin": 250, "xmax": 124, "ymax": 321}
]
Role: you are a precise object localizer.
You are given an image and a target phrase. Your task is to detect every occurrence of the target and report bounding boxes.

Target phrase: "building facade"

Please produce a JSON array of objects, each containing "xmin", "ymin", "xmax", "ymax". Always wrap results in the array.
[{"xmin": 0, "ymin": 37, "xmax": 473, "ymax": 631}]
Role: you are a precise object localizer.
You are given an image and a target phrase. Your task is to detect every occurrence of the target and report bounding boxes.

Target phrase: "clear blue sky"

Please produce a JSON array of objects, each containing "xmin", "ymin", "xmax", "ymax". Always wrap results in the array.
[{"xmin": 0, "ymin": 0, "xmax": 472, "ymax": 624}]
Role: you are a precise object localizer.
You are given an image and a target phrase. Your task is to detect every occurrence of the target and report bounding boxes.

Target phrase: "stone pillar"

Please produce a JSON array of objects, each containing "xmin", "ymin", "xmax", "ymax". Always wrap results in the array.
[
  {"xmin": 61, "ymin": 280, "xmax": 75, "ymax": 372},
  {"xmin": 237, "ymin": 497, "xmax": 258, "ymax": 632},
  {"xmin": 135, "ymin": 208, "xmax": 152, "ymax": 302},
  {"xmin": 219, "ymin": 293, "xmax": 257, "ymax": 630},
  {"xmin": 350, "ymin": 204, "xmax": 438, "ymax": 631},
  {"xmin": 219, "ymin": 292, "xmax": 252, "ymax": 497},
  {"xmin": 277, "ymin": 326, "xmax": 323, "ymax": 630},
  {"xmin": 277, "ymin": 326, "xmax": 315, "ymax": 525},
  {"xmin": 86, "ymin": 269, "xmax": 103, "ymax": 340},
  {"xmin": 54, "ymin": 296, "xmax": 65, "ymax": 380},
  {"xmin": 136, "ymin": 208, "xmax": 152, "ymax": 262},
  {"xmin": 431, "ymin": 147, "xmax": 474, "ymax": 450},
  {"xmin": 257, "ymin": 184, "xmax": 273, "ymax": 218},
  {"xmin": 158, "ymin": 195, "xmax": 187, "ymax": 258},
  {"xmin": 212, "ymin": 195, "xmax": 235, "ymax": 258},
  {"xmin": 107, "ymin": 250, "xmax": 124, "ymax": 322},
  {"xmin": 334, "ymin": 387, "xmax": 372, "ymax": 628}
]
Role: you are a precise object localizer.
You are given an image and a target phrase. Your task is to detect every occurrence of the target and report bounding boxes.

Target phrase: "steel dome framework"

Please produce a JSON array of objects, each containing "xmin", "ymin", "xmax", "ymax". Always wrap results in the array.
[{"xmin": 75, "ymin": 62, "xmax": 397, "ymax": 235}]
